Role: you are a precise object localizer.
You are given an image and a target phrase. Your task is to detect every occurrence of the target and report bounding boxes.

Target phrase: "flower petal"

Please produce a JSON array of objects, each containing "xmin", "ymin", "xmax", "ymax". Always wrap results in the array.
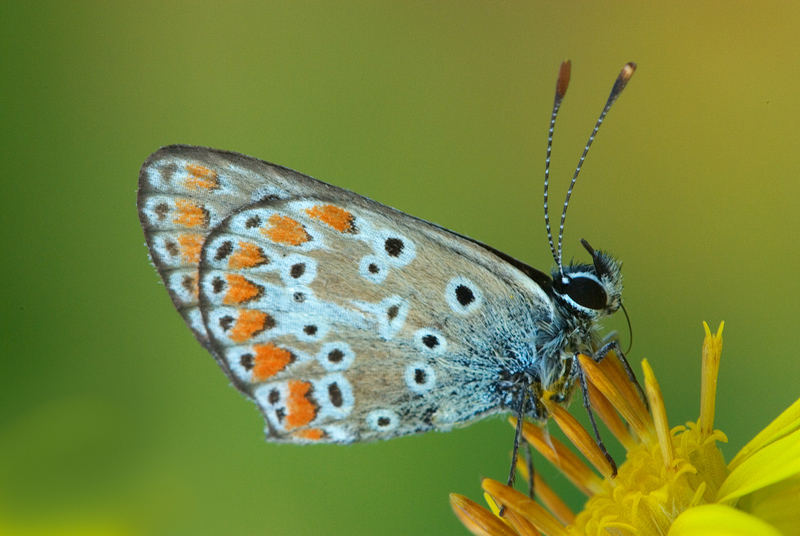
[
  {"xmin": 736, "ymin": 474, "xmax": 800, "ymax": 536},
  {"xmin": 667, "ymin": 504, "xmax": 782, "ymax": 536},
  {"xmin": 513, "ymin": 462, "xmax": 575, "ymax": 526},
  {"xmin": 717, "ymin": 428, "xmax": 800, "ymax": 503},
  {"xmin": 542, "ymin": 398, "xmax": 616, "ymax": 480},
  {"xmin": 517, "ymin": 419, "xmax": 604, "ymax": 496},
  {"xmin": 482, "ymin": 478, "xmax": 568, "ymax": 536},
  {"xmin": 729, "ymin": 396, "xmax": 800, "ymax": 471},
  {"xmin": 450, "ymin": 493, "xmax": 518, "ymax": 536},
  {"xmin": 503, "ymin": 507, "xmax": 542, "ymax": 536}
]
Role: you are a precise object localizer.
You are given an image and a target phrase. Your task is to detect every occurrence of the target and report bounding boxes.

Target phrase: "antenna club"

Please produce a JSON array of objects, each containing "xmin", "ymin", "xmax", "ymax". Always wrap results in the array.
[
  {"xmin": 620, "ymin": 62, "xmax": 636, "ymax": 82},
  {"xmin": 609, "ymin": 62, "xmax": 637, "ymax": 100},
  {"xmin": 556, "ymin": 60, "xmax": 571, "ymax": 99}
]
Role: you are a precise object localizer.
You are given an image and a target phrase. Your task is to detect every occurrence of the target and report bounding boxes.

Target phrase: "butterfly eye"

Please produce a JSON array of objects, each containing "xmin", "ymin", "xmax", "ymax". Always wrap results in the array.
[{"xmin": 565, "ymin": 275, "xmax": 607, "ymax": 310}]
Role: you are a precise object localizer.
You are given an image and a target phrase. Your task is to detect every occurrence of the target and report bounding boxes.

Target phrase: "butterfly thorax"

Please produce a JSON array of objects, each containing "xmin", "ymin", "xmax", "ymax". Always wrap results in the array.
[{"xmin": 513, "ymin": 251, "xmax": 624, "ymax": 420}]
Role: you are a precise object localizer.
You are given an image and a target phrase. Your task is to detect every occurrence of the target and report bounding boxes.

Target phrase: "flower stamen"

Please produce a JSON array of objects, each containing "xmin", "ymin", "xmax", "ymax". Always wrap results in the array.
[{"xmin": 699, "ymin": 321, "xmax": 724, "ymax": 438}]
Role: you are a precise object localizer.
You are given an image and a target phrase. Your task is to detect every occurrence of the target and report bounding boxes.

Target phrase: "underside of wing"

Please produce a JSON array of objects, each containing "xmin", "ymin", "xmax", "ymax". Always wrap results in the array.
[
  {"xmin": 196, "ymin": 195, "xmax": 553, "ymax": 443},
  {"xmin": 138, "ymin": 145, "xmax": 357, "ymax": 351},
  {"xmin": 139, "ymin": 145, "xmax": 556, "ymax": 443}
]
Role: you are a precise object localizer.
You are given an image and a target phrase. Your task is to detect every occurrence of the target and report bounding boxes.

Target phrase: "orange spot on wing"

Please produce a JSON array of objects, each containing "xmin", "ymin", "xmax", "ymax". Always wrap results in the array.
[
  {"xmin": 305, "ymin": 204, "xmax": 356, "ymax": 233},
  {"xmin": 182, "ymin": 273, "xmax": 199, "ymax": 298},
  {"xmin": 295, "ymin": 428, "xmax": 325, "ymax": 441},
  {"xmin": 184, "ymin": 164, "xmax": 220, "ymax": 190},
  {"xmin": 229, "ymin": 309, "xmax": 274, "ymax": 343},
  {"xmin": 223, "ymin": 274, "xmax": 262, "ymax": 305},
  {"xmin": 173, "ymin": 199, "xmax": 209, "ymax": 228},
  {"xmin": 251, "ymin": 343, "xmax": 295, "ymax": 381},
  {"xmin": 177, "ymin": 234, "xmax": 203, "ymax": 263},
  {"xmin": 228, "ymin": 241, "xmax": 268, "ymax": 269},
  {"xmin": 286, "ymin": 380, "xmax": 318, "ymax": 429},
  {"xmin": 263, "ymin": 214, "xmax": 310, "ymax": 246}
]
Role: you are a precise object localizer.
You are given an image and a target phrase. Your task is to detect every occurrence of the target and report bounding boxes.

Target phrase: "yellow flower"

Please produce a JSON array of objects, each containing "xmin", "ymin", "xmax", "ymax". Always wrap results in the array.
[{"xmin": 450, "ymin": 323, "xmax": 800, "ymax": 535}]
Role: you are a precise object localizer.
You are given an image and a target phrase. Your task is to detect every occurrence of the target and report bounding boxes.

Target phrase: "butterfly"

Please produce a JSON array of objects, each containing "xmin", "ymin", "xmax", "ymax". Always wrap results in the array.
[{"xmin": 137, "ymin": 61, "xmax": 639, "ymax": 479}]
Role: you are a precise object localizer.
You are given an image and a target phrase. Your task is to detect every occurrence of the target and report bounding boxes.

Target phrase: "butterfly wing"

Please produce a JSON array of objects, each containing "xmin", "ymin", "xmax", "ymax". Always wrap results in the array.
[
  {"xmin": 138, "ymin": 145, "xmax": 556, "ymax": 443},
  {"xmin": 138, "ymin": 145, "xmax": 331, "ymax": 351}
]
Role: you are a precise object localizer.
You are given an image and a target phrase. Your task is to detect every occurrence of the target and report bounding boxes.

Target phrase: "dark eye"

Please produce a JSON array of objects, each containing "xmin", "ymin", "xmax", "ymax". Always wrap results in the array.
[{"xmin": 566, "ymin": 276, "xmax": 607, "ymax": 310}]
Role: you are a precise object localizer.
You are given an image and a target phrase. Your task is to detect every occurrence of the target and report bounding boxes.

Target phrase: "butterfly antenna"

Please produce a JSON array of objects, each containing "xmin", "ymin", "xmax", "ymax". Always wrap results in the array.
[
  {"xmin": 544, "ymin": 60, "xmax": 571, "ymax": 271},
  {"xmin": 555, "ymin": 62, "xmax": 636, "ymax": 268}
]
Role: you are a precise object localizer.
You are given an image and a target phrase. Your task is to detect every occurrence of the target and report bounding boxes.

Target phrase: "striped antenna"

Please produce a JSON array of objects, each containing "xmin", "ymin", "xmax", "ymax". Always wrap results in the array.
[
  {"xmin": 554, "ymin": 62, "xmax": 636, "ymax": 271},
  {"xmin": 543, "ymin": 60, "xmax": 571, "ymax": 266}
]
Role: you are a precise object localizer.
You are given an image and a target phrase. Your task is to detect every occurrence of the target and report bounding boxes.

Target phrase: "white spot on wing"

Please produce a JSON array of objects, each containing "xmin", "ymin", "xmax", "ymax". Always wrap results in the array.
[
  {"xmin": 358, "ymin": 255, "xmax": 388, "ymax": 284},
  {"xmin": 280, "ymin": 254, "xmax": 317, "ymax": 285},
  {"xmin": 413, "ymin": 328, "xmax": 447, "ymax": 356},
  {"xmin": 445, "ymin": 276, "xmax": 483, "ymax": 315},
  {"xmin": 320, "ymin": 425, "xmax": 353, "ymax": 443},
  {"xmin": 366, "ymin": 409, "xmax": 400, "ymax": 432},
  {"xmin": 254, "ymin": 381, "xmax": 290, "ymax": 432},
  {"xmin": 404, "ymin": 362, "xmax": 436, "ymax": 394},
  {"xmin": 166, "ymin": 271, "xmax": 197, "ymax": 305},
  {"xmin": 352, "ymin": 295, "xmax": 409, "ymax": 340},
  {"xmin": 373, "ymin": 229, "xmax": 415, "ymax": 266},
  {"xmin": 317, "ymin": 342, "xmax": 355, "ymax": 372},
  {"xmin": 313, "ymin": 374, "xmax": 353, "ymax": 419},
  {"xmin": 249, "ymin": 184, "xmax": 288, "ymax": 203}
]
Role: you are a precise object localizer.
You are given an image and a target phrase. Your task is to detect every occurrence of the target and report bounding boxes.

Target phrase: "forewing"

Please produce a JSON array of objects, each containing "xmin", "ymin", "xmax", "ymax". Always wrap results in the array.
[
  {"xmin": 138, "ymin": 145, "xmax": 357, "ymax": 350},
  {"xmin": 197, "ymin": 195, "xmax": 552, "ymax": 444}
]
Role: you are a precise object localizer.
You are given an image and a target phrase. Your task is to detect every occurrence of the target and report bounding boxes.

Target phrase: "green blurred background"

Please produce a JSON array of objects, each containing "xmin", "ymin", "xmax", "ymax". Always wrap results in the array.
[{"xmin": 2, "ymin": 2, "xmax": 799, "ymax": 535}]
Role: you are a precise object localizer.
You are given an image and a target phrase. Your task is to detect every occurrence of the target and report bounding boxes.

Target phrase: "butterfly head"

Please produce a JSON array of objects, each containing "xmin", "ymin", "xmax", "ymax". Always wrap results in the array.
[{"xmin": 551, "ymin": 239, "xmax": 622, "ymax": 319}]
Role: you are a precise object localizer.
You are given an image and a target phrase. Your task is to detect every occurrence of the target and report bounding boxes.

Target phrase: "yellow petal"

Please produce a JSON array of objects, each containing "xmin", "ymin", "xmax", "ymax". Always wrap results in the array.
[
  {"xmin": 667, "ymin": 504, "xmax": 782, "ymax": 536},
  {"xmin": 736, "ymin": 474, "xmax": 800, "ymax": 536},
  {"xmin": 717, "ymin": 428, "xmax": 800, "ymax": 503},
  {"xmin": 729, "ymin": 396, "xmax": 800, "ymax": 471}
]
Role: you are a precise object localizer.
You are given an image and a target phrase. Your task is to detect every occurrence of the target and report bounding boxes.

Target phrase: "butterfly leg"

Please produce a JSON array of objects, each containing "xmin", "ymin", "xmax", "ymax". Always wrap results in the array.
[
  {"xmin": 523, "ymin": 438, "xmax": 535, "ymax": 499},
  {"xmin": 576, "ymin": 355, "xmax": 618, "ymax": 477},
  {"xmin": 506, "ymin": 390, "xmax": 528, "ymax": 488},
  {"xmin": 594, "ymin": 341, "xmax": 649, "ymax": 411},
  {"xmin": 500, "ymin": 389, "xmax": 529, "ymax": 516}
]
